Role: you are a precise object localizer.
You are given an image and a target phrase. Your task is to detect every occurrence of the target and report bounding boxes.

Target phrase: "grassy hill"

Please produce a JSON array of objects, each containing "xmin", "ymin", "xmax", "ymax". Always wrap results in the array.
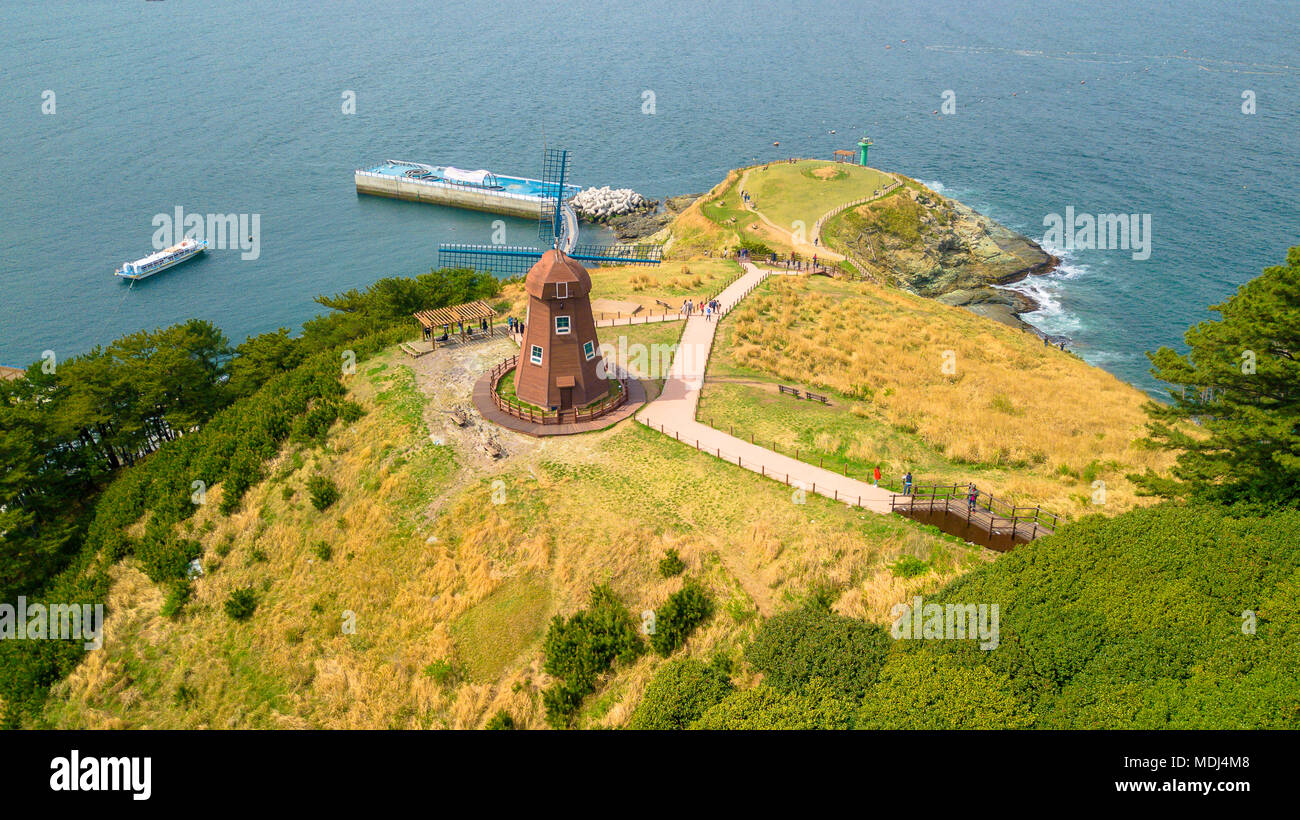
[
  {"xmin": 741, "ymin": 160, "xmax": 895, "ymax": 236},
  {"xmin": 43, "ymin": 339, "xmax": 979, "ymax": 729},
  {"xmin": 700, "ymin": 274, "xmax": 1173, "ymax": 515}
]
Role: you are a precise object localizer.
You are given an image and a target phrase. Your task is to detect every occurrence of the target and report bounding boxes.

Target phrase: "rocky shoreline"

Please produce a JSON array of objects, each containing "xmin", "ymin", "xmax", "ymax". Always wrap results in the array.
[{"xmin": 819, "ymin": 181, "xmax": 1067, "ymax": 340}]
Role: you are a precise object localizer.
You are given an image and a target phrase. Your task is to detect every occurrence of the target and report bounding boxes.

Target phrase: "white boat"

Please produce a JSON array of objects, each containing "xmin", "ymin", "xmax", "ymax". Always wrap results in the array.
[{"xmin": 115, "ymin": 238, "xmax": 208, "ymax": 280}]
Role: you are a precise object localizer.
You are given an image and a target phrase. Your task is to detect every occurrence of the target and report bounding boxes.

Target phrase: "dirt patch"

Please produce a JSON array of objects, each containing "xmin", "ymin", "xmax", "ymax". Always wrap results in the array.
[
  {"xmin": 811, "ymin": 166, "xmax": 843, "ymax": 180},
  {"xmin": 404, "ymin": 336, "xmax": 632, "ymax": 493}
]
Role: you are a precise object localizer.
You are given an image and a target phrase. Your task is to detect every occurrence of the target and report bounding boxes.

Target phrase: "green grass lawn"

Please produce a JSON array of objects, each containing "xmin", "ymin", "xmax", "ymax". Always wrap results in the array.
[
  {"xmin": 451, "ymin": 574, "xmax": 552, "ymax": 682},
  {"xmin": 697, "ymin": 379, "xmax": 1026, "ymax": 492},
  {"xmin": 744, "ymin": 160, "xmax": 896, "ymax": 235}
]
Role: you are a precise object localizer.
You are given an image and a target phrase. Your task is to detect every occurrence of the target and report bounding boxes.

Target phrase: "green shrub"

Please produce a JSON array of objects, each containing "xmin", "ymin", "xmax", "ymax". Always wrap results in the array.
[
  {"xmin": 693, "ymin": 679, "xmax": 856, "ymax": 730},
  {"xmin": 160, "ymin": 580, "xmax": 193, "ymax": 619},
  {"xmin": 307, "ymin": 475, "xmax": 340, "ymax": 511},
  {"xmin": 745, "ymin": 605, "xmax": 890, "ymax": 699},
  {"xmin": 485, "ymin": 710, "xmax": 517, "ymax": 730},
  {"xmin": 541, "ymin": 585, "xmax": 645, "ymax": 727},
  {"xmin": 650, "ymin": 581, "xmax": 713, "ymax": 656},
  {"xmin": 224, "ymin": 587, "xmax": 258, "ymax": 621},
  {"xmin": 658, "ymin": 549, "xmax": 686, "ymax": 578},
  {"xmin": 312, "ymin": 541, "xmax": 333, "ymax": 561},
  {"xmin": 422, "ymin": 659, "xmax": 457, "ymax": 686},
  {"xmin": 135, "ymin": 521, "xmax": 202, "ymax": 583},
  {"xmin": 857, "ymin": 653, "xmax": 1033, "ymax": 729},
  {"xmin": 627, "ymin": 659, "xmax": 733, "ymax": 730},
  {"xmin": 890, "ymin": 556, "xmax": 929, "ymax": 578},
  {"xmin": 337, "ymin": 400, "xmax": 365, "ymax": 424}
]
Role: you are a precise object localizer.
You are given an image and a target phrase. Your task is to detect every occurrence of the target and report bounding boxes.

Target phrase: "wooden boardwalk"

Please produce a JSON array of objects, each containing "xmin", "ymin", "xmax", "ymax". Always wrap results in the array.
[{"xmin": 890, "ymin": 485, "xmax": 1058, "ymax": 551}]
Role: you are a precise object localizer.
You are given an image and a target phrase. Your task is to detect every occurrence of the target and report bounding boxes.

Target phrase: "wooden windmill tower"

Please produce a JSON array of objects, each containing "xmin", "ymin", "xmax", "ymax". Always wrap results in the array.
[{"xmin": 515, "ymin": 249, "xmax": 608, "ymax": 410}]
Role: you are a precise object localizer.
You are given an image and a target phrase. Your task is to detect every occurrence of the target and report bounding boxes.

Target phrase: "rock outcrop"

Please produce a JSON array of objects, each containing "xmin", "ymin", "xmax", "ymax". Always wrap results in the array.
[{"xmin": 821, "ymin": 180, "xmax": 1058, "ymax": 329}]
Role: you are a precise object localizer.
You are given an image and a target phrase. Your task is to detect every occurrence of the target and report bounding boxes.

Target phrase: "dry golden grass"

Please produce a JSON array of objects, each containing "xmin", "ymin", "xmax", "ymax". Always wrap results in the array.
[
  {"xmin": 45, "ymin": 344, "xmax": 978, "ymax": 730},
  {"xmin": 493, "ymin": 259, "xmax": 739, "ymax": 321},
  {"xmin": 713, "ymin": 275, "xmax": 1175, "ymax": 513}
]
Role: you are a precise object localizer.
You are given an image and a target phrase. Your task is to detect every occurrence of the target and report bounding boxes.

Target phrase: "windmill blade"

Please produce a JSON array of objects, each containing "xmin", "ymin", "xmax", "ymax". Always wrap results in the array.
[
  {"xmin": 437, "ymin": 244, "xmax": 546, "ymax": 277},
  {"xmin": 569, "ymin": 243, "xmax": 663, "ymax": 266},
  {"xmin": 538, "ymin": 148, "xmax": 571, "ymax": 243}
]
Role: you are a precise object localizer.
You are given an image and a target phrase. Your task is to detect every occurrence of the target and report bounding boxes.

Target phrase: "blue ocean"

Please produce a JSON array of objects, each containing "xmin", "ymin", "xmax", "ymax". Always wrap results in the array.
[{"xmin": 2, "ymin": 0, "xmax": 1297, "ymax": 395}]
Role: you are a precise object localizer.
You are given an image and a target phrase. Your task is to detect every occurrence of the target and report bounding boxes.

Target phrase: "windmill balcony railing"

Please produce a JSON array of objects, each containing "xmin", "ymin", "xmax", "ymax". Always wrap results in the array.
[{"xmin": 489, "ymin": 356, "xmax": 628, "ymax": 425}]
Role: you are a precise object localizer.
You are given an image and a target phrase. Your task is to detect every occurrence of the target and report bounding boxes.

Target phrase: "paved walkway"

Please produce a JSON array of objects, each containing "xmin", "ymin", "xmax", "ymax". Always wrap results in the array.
[{"xmin": 636, "ymin": 261, "xmax": 896, "ymax": 513}]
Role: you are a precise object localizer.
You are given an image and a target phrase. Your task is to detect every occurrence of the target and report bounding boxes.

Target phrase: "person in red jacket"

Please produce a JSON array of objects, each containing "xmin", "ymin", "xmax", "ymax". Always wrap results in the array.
[{"xmin": 873, "ymin": 465, "xmax": 881, "ymax": 486}]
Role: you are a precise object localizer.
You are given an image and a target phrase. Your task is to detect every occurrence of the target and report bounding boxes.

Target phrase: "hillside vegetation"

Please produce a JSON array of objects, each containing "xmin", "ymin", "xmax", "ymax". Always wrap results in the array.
[
  {"xmin": 42, "ymin": 342, "xmax": 979, "ymax": 728},
  {"xmin": 630, "ymin": 503, "xmax": 1300, "ymax": 729},
  {"xmin": 740, "ymin": 160, "xmax": 895, "ymax": 236},
  {"xmin": 702, "ymin": 274, "xmax": 1174, "ymax": 514}
]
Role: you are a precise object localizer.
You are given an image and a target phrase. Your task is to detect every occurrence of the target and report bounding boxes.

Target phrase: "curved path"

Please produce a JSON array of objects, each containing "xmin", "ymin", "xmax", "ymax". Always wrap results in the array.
[
  {"xmin": 737, "ymin": 169, "xmax": 842, "ymax": 262},
  {"xmin": 636, "ymin": 261, "xmax": 895, "ymax": 513}
]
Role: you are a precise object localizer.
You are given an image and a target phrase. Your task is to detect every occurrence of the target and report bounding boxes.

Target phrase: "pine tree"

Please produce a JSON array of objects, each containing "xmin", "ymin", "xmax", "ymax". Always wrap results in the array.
[{"xmin": 1133, "ymin": 246, "xmax": 1300, "ymax": 504}]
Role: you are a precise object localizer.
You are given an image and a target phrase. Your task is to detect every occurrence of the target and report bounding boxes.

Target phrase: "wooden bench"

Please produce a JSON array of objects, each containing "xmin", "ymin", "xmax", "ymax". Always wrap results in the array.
[
  {"xmin": 804, "ymin": 391, "xmax": 829, "ymax": 404},
  {"xmin": 449, "ymin": 408, "xmax": 469, "ymax": 427},
  {"xmin": 778, "ymin": 385, "xmax": 801, "ymax": 398},
  {"xmin": 655, "ymin": 299, "xmax": 672, "ymax": 309}
]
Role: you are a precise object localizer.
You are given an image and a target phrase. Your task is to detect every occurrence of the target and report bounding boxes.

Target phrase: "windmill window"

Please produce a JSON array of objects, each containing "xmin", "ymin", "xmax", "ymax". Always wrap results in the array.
[
  {"xmin": 583, "ymin": 341, "xmax": 596, "ymax": 361},
  {"xmin": 555, "ymin": 316, "xmax": 571, "ymax": 335},
  {"xmin": 530, "ymin": 345, "xmax": 543, "ymax": 365},
  {"xmin": 555, "ymin": 282, "xmax": 569, "ymax": 299}
]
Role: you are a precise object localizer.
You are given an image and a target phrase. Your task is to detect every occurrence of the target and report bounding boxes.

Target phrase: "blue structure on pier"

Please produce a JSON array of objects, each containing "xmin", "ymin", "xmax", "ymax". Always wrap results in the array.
[{"xmin": 437, "ymin": 148, "xmax": 663, "ymax": 276}]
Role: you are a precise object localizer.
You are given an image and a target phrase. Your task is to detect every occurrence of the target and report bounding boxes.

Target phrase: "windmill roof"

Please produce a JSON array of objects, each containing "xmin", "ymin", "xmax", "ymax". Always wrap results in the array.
[{"xmin": 524, "ymin": 250, "xmax": 591, "ymax": 298}]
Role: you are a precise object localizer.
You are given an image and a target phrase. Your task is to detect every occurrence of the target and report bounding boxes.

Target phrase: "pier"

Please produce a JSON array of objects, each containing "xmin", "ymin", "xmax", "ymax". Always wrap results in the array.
[{"xmin": 354, "ymin": 159, "xmax": 578, "ymax": 220}]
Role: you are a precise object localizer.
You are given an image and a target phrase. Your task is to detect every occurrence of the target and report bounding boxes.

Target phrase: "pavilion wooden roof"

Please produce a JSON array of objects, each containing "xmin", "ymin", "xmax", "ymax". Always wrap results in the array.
[
  {"xmin": 832, "ymin": 149, "xmax": 854, "ymax": 157},
  {"xmin": 413, "ymin": 299, "xmax": 498, "ymax": 329}
]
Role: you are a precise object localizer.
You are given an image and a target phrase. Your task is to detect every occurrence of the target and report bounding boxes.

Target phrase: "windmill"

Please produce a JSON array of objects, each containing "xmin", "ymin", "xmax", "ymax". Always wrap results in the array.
[{"xmin": 437, "ymin": 148, "xmax": 663, "ymax": 276}]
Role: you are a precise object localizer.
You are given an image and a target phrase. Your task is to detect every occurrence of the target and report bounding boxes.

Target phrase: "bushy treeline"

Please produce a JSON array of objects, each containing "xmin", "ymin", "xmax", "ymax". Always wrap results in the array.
[
  {"xmin": 0, "ymin": 267, "xmax": 499, "ymax": 726},
  {"xmin": 629, "ymin": 503, "xmax": 1300, "ymax": 729},
  {"xmin": 0, "ymin": 267, "xmax": 498, "ymax": 602}
]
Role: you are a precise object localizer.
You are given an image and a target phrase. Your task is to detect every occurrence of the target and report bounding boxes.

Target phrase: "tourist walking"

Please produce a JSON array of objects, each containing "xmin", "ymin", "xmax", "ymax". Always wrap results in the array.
[
  {"xmin": 903, "ymin": 471, "xmax": 913, "ymax": 496},
  {"xmin": 872, "ymin": 465, "xmax": 881, "ymax": 486},
  {"xmin": 967, "ymin": 483, "xmax": 979, "ymax": 512},
  {"xmin": 705, "ymin": 304, "xmax": 713, "ymax": 322}
]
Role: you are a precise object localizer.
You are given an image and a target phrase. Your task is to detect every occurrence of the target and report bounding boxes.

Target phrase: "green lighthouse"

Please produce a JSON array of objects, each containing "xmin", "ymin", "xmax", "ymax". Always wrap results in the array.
[{"xmin": 857, "ymin": 136, "xmax": 873, "ymax": 166}]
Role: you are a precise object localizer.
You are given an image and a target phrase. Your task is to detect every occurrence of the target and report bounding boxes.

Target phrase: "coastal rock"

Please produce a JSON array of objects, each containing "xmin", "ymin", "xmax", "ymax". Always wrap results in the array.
[
  {"xmin": 936, "ymin": 287, "xmax": 1039, "ymax": 330},
  {"xmin": 823, "ymin": 181, "xmax": 1059, "ymax": 298},
  {"xmin": 593, "ymin": 192, "xmax": 702, "ymax": 242}
]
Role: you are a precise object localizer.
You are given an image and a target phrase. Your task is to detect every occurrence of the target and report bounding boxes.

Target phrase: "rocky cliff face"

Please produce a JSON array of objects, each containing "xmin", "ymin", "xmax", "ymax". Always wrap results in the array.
[{"xmin": 822, "ymin": 181, "xmax": 1058, "ymax": 328}]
